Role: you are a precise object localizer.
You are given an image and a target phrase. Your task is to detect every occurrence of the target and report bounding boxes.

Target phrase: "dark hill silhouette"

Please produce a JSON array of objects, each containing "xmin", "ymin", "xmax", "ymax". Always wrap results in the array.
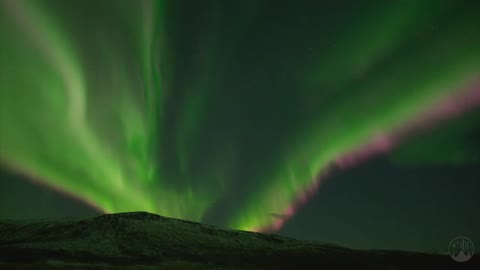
[{"xmin": 0, "ymin": 212, "xmax": 473, "ymax": 269}]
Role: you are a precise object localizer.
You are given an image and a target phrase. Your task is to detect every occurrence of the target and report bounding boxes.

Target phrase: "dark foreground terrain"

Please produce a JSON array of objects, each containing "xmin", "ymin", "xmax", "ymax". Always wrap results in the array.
[{"xmin": 0, "ymin": 212, "xmax": 475, "ymax": 269}]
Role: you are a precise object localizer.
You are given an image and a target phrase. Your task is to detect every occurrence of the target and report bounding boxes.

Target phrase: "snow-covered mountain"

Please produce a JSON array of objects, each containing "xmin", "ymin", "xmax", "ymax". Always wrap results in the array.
[{"xmin": 0, "ymin": 212, "xmax": 467, "ymax": 269}]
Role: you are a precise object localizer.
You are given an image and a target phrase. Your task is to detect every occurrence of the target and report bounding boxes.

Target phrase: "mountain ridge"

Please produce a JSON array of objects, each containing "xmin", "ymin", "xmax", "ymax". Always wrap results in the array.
[{"xmin": 0, "ymin": 211, "xmax": 471, "ymax": 269}]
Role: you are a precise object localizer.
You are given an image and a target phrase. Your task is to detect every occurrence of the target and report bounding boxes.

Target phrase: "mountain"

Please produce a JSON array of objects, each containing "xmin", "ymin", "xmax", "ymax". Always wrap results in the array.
[{"xmin": 0, "ymin": 212, "xmax": 472, "ymax": 269}]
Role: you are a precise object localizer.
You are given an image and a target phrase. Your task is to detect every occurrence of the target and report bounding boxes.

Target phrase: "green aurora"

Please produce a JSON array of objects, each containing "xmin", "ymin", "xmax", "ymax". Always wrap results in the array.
[{"xmin": 0, "ymin": 0, "xmax": 479, "ymax": 231}]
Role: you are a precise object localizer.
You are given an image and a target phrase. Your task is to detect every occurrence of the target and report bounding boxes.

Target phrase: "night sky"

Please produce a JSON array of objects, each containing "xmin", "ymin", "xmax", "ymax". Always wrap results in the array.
[{"xmin": 0, "ymin": 0, "xmax": 479, "ymax": 252}]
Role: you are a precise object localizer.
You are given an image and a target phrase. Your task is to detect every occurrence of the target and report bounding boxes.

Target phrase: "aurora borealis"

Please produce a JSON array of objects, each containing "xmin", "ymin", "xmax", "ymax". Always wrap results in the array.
[{"xmin": 0, "ymin": 0, "xmax": 479, "ymax": 245}]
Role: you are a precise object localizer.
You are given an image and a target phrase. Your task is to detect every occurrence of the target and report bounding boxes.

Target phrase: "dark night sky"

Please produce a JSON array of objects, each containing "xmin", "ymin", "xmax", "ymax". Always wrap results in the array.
[
  {"xmin": 0, "ymin": 0, "xmax": 479, "ymax": 253},
  {"xmin": 280, "ymin": 157, "xmax": 480, "ymax": 252}
]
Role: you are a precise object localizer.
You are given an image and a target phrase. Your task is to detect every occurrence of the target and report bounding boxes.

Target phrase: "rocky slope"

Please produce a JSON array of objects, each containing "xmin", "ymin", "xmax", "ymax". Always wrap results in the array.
[{"xmin": 0, "ymin": 212, "xmax": 472, "ymax": 269}]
